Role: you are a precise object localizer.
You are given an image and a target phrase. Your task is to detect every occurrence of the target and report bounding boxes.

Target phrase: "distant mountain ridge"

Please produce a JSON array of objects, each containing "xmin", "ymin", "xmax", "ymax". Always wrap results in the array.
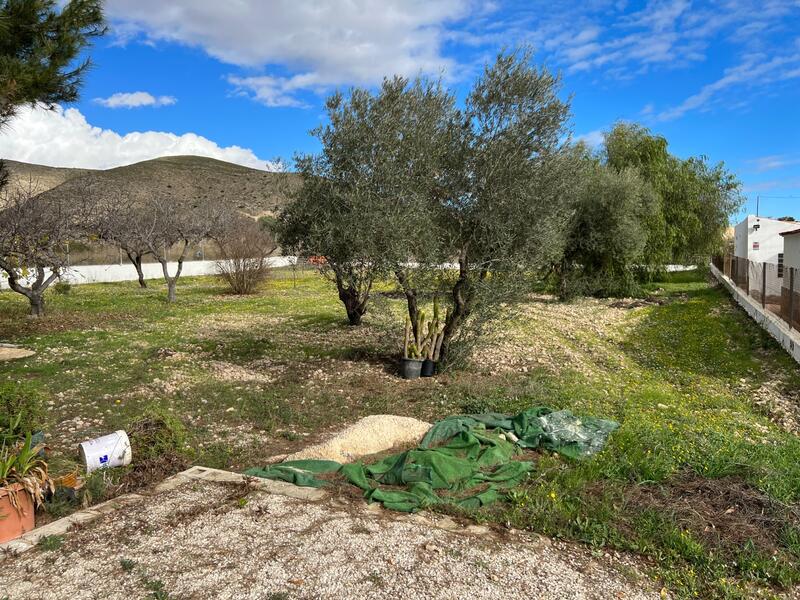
[
  {"xmin": 3, "ymin": 159, "xmax": 94, "ymax": 195},
  {"xmin": 3, "ymin": 155, "xmax": 295, "ymax": 217}
]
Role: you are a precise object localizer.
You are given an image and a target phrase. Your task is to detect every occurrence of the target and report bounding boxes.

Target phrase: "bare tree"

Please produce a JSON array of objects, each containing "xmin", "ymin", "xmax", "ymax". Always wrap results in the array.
[
  {"xmin": 91, "ymin": 188, "xmax": 155, "ymax": 288},
  {"xmin": 215, "ymin": 216, "xmax": 277, "ymax": 295},
  {"xmin": 129, "ymin": 195, "xmax": 230, "ymax": 302},
  {"xmin": 0, "ymin": 181, "xmax": 89, "ymax": 316}
]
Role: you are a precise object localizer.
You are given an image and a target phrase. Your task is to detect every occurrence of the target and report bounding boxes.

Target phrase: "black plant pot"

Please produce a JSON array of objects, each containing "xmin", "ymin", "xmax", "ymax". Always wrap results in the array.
[
  {"xmin": 421, "ymin": 359, "xmax": 436, "ymax": 377},
  {"xmin": 400, "ymin": 358, "xmax": 423, "ymax": 380}
]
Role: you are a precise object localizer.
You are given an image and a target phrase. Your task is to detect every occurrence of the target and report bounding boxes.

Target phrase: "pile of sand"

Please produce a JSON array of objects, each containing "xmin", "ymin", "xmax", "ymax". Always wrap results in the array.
[{"xmin": 284, "ymin": 414, "xmax": 431, "ymax": 463}]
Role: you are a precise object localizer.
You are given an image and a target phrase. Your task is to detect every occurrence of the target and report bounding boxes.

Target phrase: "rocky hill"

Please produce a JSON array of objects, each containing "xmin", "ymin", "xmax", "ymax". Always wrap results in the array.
[{"xmin": 4, "ymin": 155, "xmax": 296, "ymax": 217}]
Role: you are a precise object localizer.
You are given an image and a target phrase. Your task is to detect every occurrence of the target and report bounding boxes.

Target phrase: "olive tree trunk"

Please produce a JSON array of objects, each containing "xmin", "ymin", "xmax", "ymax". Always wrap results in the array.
[{"xmin": 395, "ymin": 269, "xmax": 420, "ymax": 338}]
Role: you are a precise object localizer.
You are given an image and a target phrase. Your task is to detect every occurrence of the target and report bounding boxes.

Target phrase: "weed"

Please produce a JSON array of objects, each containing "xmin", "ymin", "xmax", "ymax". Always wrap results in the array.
[
  {"xmin": 360, "ymin": 572, "xmax": 386, "ymax": 589},
  {"xmin": 120, "ymin": 558, "xmax": 136, "ymax": 572},
  {"xmin": 37, "ymin": 535, "xmax": 63, "ymax": 551},
  {"xmin": 53, "ymin": 281, "xmax": 72, "ymax": 295},
  {"xmin": 142, "ymin": 576, "xmax": 170, "ymax": 599}
]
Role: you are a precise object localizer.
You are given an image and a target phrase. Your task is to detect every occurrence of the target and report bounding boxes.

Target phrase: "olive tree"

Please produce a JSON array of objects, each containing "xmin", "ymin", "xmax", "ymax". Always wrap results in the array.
[
  {"xmin": 557, "ymin": 163, "xmax": 657, "ymax": 299},
  {"xmin": 278, "ymin": 77, "xmax": 451, "ymax": 326},
  {"xmin": 432, "ymin": 50, "xmax": 580, "ymax": 364}
]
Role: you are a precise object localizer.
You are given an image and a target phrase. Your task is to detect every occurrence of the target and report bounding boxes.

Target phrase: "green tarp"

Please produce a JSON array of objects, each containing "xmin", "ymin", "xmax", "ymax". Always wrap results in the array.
[{"xmin": 245, "ymin": 407, "xmax": 618, "ymax": 513}]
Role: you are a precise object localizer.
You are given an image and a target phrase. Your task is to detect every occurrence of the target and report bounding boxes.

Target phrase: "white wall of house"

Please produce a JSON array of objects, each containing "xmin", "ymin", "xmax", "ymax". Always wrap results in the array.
[
  {"xmin": 733, "ymin": 215, "xmax": 799, "ymax": 264},
  {"xmin": 783, "ymin": 234, "xmax": 800, "ymax": 270}
]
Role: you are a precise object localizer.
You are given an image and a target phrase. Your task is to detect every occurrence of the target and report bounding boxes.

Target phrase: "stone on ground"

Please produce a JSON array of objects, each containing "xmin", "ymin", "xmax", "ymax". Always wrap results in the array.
[
  {"xmin": 0, "ymin": 344, "xmax": 35, "ymax": 361},
  {"xmin": 284, "ymin": 414, "xmax": 431, "ymax": 463}
]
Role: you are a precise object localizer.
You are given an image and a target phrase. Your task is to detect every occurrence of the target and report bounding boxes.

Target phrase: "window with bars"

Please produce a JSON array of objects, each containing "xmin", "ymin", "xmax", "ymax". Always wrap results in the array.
[{"xmin": 778, "ymin": 253, "xmax": 785, "ymax": 278}]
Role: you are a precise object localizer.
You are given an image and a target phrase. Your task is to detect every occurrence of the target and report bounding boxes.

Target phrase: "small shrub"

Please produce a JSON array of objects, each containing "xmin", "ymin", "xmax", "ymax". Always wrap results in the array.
[
  {"xmin": 120, "ymin": 408, "xmax": 190, "ymax": 490},
  {"xmin": 216, "ymin": 217, "xmax": 277, "ymax": 295},
  {"xmin": 53, "ymin": 280, "xmax": 72, "ymax": 295},
  {"xmin": 127, "ymin": 409, "xmax": 188, "ymax": 461},
  {"xmin": 120, "ymin": 558, "xmax": 136, "ymax": 572},
  {"xmin": 0, "ymin": 381, "xmax": 45, "ymax": 443},
  {"xmin": 37, "ymin": 535, "xmax": 64, "ymax": 551}
]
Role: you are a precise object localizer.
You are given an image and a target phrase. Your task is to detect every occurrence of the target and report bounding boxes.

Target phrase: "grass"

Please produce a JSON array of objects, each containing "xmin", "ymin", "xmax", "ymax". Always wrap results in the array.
[
  {"xmin": 1, "ymin": 266, "xmax": 800, "ymax": 598},
  {"xmin": 36, "ymin": 534, "xmax": 64, "ymax": 551}
]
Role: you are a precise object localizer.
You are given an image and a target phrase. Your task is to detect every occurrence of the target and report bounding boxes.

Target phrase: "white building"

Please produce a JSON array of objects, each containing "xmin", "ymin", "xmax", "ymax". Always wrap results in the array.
[
  {"xmin": 780, "ymin": 228, "xmax": 800, "ymax": 271},
  {"xmin": 734, "ymin": 215, "xmax": 800, "ymax": 265}
]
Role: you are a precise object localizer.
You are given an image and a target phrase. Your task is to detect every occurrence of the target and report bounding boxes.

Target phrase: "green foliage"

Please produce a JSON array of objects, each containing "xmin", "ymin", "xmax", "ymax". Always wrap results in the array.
[
  {"xmin": 433, "ymin": 48, "xmax": 579, "ymax": 365},
  {"xmin": 559, "ymin": 163, "xmax": 657, "ymax": 298},
  {"xmin": 53, "ymin": 280, "xmax": 72, "ymax": 295},
  {"xmin": 119, "ymin": 558, "xmax": 136, "ymax": 572},
  {"xmin": 0, "ymin": 381, "xmax": 44, "ymax": 443},
  {"xmin": 603, "ymin": 122, "xmax": 742, "ymax": 266},
  {"xmin": 0, "ymin": 0, "xmax": 106, "ymax": 127},
  {"xmin": 277, "ymin": 76, "xmax": 452, "ymax": 326},
  {"xmin": 37, "ymin": 534, "xmax": 63, "ymax": 551},
  {"xmin": 127, "ymin": 408, "xmax": 188, "ymax": 462},
  {"xmin": 0, "ymin": 433, "xmax": 53, "ymax": 509}
]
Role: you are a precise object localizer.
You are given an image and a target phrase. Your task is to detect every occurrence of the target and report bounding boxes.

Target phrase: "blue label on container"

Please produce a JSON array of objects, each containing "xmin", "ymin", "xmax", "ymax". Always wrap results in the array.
[{"xmin": 99, "ymin": 455, "xmax": 109, "ymax": 464}]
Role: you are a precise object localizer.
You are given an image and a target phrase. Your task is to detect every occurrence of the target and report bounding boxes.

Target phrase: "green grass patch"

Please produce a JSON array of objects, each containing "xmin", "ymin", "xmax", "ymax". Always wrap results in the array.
[{"xmin": 2, "ymin": 267, "xmax": 800, "ymax": 598}]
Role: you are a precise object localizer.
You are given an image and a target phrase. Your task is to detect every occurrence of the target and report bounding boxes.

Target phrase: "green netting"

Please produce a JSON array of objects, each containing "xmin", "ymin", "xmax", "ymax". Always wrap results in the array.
[{"xmin": 245, "ymin": 407, "xmax": 618, "ymax": 512}]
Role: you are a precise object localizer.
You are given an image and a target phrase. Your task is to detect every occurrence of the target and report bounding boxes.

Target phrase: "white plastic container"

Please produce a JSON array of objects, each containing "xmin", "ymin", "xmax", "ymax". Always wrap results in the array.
[{"xmin": 78, "ymin": 430, "xmax": 132, "ymax": 474}]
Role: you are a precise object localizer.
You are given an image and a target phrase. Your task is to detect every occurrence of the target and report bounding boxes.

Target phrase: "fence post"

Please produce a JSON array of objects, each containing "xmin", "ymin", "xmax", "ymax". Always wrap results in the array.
[
  {"xmin": 761, "ymin": 263, "xmax": 767, "ymax": 308},
  {"xmin": 790, "ymin": 268, "xmax": 796, "ymax": 330}
]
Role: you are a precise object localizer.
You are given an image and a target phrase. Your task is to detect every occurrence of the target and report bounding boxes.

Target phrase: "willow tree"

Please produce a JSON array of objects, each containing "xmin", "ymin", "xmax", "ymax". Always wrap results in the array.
[{"xmin": 603, "ymin": 122, "xmax": 742, "ymax": 267}]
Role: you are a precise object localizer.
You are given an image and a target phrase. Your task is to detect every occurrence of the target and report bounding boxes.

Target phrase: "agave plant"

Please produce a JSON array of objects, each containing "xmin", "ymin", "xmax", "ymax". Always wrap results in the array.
[{"xmin": 1, "ymin": 434, "xmax": 54, "ymax": 513}]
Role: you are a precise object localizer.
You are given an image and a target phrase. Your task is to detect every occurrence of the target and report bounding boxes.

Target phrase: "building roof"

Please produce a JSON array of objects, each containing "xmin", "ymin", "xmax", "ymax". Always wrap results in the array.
[{"xmin": 780, "ymin": 228, "xmax": 800, "ymax": 237}]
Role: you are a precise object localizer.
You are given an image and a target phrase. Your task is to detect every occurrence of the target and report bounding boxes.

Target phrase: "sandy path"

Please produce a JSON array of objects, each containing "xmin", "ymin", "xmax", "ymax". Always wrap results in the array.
[{"xmin": 0, "ymin": 475, "xmax": 660, "ymax": 600}]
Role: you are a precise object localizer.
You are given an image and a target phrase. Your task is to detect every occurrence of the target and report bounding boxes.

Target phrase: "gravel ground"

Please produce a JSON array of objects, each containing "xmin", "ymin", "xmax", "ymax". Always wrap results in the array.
[{"xmin": 0, "ymin": 479, "xmax": 661, "ymax": 600}]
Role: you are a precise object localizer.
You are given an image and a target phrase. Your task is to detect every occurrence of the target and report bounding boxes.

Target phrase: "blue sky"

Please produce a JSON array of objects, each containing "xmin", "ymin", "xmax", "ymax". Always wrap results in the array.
[{"xmin": 0, "ymin": 0, "xmax": 798, "ymax": 221}]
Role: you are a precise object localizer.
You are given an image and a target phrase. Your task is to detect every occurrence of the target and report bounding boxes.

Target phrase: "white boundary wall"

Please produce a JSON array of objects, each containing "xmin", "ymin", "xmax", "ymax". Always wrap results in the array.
[
  {"xmin": 710, "ymin": 262, "xmax": 800, "ymax": 365},
  {"xmin": 0, "ymin": 257, "xmax": 296, "ymax": 289}
]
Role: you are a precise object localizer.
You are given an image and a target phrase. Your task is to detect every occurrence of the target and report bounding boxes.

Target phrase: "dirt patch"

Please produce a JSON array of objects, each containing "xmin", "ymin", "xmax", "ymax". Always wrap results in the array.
[
  {"xmin": 480, "ymin": 294, "xmax": 642, "ymax": 377},
  {"xmin": 623, "ymin": 474, "xmax": 800, "ymax": 557}
]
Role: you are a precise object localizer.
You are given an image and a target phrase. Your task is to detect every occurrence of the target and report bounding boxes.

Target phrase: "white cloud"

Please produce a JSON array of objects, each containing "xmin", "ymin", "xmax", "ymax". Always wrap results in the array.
[
  {"xmin": 0, "ymin": 105, "xmax": 279, "ymax": 171},
  {"xmin": 575, "ymin": 129, "xmax": 605, "ymax": 148},
  {"xmin": 746, "ymin": 154, "xmax": 800, "ymax": 173},
  {"xmin": 656, "ymin": 50, "xmax": 800, "ymax": 121},
  {"xmin": 94, "ymin": 91, "xmax": 177, "ymax": 109},
  {"xmin": 106, "ymin": 0, "xmax": 470, "ymax": 106},
  {"xmin": 504, "ymin": 0, "xmax": 799, "ymax": 83}
]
